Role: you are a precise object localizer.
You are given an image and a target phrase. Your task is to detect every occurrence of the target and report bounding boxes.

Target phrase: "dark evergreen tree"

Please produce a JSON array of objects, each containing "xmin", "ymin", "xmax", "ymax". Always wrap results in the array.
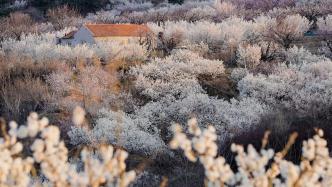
[
  {"xmin": 168, "ymin": 0, "xmax": 184, "ymax": 4},
  {"xmin": 60, "ymin": 0, "xmax": 108, "ymax": 13}
]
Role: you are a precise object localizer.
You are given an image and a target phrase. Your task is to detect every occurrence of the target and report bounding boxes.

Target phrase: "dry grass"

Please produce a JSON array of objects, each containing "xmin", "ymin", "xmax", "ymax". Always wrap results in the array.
[
  {"xmin": 0, "ymin": 56, "xmax": 67, "ymax": 122},
  {"xmin": 0, "ymin": 77, "xmax": 52, "ymax": 122}
]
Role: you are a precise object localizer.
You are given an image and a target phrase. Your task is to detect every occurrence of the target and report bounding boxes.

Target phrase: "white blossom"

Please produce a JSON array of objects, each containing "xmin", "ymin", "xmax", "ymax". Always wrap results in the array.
[
  {"xmin": 238, "ymin": 57, "xmax": 332, "ymax": 117},
  {"xmin": 171, "ymin": 120, "xmax": 332, "ymax": 187},
  {"xmin": 317, "ymin": 14, "xmax": 332, "ymax": 33},
  {"xmin": 0, "ymin": 111, "xmax": 136, "ymax": 187},
  {"xmin": 237, "ymin": 44, "xmax": 262, "ymax": 69}
]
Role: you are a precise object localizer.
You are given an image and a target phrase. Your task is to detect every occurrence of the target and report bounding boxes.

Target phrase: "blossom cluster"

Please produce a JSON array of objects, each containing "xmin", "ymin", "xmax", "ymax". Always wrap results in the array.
[
  {"xmin": 170, "ymin": 118, "xmax": 233, "ymax": 185},
  {"xmin": 238, "ymin": 49, "xmax": 332, "ymax": 117},
  {"xmin": 317, "ymin": 14, "xmax": 332, "ymax": 33},
  {"xmin": 237, "ymin": 44, "xmax": 262, "ymax": 69},
  {"xmin": 69, "ymin": 109, "xmax": 167, "ymax": 156},
  {"xmin": 317, "ymin": 14, "xmax": 332, "ymax": 58},
  {"xmin": 171, "ymin": 119, "xmax": 332, "ymax": 187},
  {"xmin": 148, "ymin": 14, "xmax": 311, "ymax": 64},
  {"xmin": 0, "ymin": 109, "xmax": 136, "ymax": 187},
  {"xmin": 131, "ymin": 49, "xmax": 225, "ymax": 100}
]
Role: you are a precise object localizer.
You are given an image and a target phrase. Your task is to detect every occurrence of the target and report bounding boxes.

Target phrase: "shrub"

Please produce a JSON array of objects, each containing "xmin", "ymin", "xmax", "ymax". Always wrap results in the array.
[
  {"xmin": 230, "ymin": 68, "xmax": 249, "ymax": 82},
  {"xmin": 238, "ymin": 58, "xmax": 332, "ymax": 118},
  {"xmin": 131, "ymin": 50, "xmax": 224, "ymax": 100},
  {"xmin": 214, "ymin": 1, "xmax": 236, "ymax": 17},
  {"xmin": 0, "ymin": 54, "xmax": 69, "ymax": 122},
  {"xmin": 47, "ymin": 66, "xmax": 117, "ymax": 115},
  {"xmin": 0, "ymin": 77, "xmax": 52, "ymax": 122},
  {"xmin": 236, "ymin": 44, "xmax": 262, "ymax": 69},
  {"xmin": 69, "ymin": 109, "xmax": 167, "ymax": 156},
  {"xmin": 270, "ymin": 14, "xmax": 311, "ymax": 49},
  {"xmin": 317, "ymin": 14, "xmax": 332, "ymax": 33},
  {"xmin": 295, "ymin": 0, "xmax": 332, "ymax": 22},
  {"xmin": 285, "ymin": 46, "xmax": 327, "ymax": 64},
  {"xmin": 317, "ymin": 15, "xmax": 332, "ymax": 58},
  {"xmin": 149, "ymin": 17, "xmax": 256, "ymax": 61},
  {"xmin": 67, "ymin": 50, "xmax": 271, "ymax": 155}
]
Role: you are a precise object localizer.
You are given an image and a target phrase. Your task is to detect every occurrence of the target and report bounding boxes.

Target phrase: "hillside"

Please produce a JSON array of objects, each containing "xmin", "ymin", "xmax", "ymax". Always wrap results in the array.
[{"xmin": 0, "ymin": 0, "xmax": 332, "ymax": 186}]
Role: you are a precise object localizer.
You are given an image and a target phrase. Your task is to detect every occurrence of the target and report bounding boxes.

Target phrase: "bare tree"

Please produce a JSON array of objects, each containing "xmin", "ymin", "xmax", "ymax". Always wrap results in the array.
[
  {"xmin": 0, "ymin": 12, "xmax": 36, "ymax": 40},
  {"xmin": 269, "ymin": 14, "xmax": 311, "ymax": 49},
  {"xmin": 46, "ymin": 5, "xmax": 82, "ymax": 30}
]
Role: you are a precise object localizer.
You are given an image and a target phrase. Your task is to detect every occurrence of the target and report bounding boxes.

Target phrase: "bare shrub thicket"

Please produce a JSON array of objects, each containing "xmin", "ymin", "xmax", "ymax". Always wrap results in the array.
[
  {"xmin": 0, "ymin": 56, "xmax": 66, "ymax": 122},
  {"xmin": 47, "ymin": 65, "xmax": 118, "ymax": 116},
  {"xmin": 0, "ymin": 78, "xmax": 51, "ymax": 122},
  {"xmin": 0, "ymin": 12, "xmax": 37, "ymax": 40},
  {"xmin": 267, "ymin": 14, "xmax": 311, "ymax": 49},
  {"xmin": 46, "ymin": 5, "xmax": 82, "ymax": 30}
]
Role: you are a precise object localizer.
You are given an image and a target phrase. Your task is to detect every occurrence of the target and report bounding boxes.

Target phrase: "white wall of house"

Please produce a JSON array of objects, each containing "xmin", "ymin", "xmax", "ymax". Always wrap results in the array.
[
  {"xmin": 71, "ymin": 26, "xmax": 96, "ymax": 46},
  {"xmin": 95, "ymin": 36, "xmax": 142, "ymax": 44},
  {"xmin": 59, "ymin": 27, "xmax": 95, "ymax": 46}
]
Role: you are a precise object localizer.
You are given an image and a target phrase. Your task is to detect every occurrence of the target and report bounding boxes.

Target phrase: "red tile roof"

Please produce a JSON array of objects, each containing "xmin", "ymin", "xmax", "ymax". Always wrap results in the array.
[{"xmin": 84, "ymin": 24, "xmax": 150, "ymax": 37}]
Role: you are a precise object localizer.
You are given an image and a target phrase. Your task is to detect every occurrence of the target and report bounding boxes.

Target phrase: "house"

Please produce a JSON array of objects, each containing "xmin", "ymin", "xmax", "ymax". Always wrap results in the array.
[{"xmin": 59, "ymin": 24, "xmax": 151, "ymax": 46}]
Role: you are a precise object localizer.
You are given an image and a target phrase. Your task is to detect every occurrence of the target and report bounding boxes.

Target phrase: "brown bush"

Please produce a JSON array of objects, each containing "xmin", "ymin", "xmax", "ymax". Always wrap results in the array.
[
  {"xmin": 0, "ymin": 56, "xmax": 68, "ymax": 122},
  {"xmin": 0, "ymin": 77, "xmax": 52, "ymax": 122},
  {"xmin": 0, "ymin": 55, "xmax": 67, "ymax": 81},
  {"xmin": 0, "ymin": 12, "xmax": 37, "ymax": 40},
  {"xmin": 47, "ymin": 65, "xmax": 119, "ymax": 116}
]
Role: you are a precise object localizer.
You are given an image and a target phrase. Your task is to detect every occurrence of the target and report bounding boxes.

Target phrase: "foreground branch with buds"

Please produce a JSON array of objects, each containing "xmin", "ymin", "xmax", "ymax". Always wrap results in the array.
[
  {"xmin": 170, "ymin": 118, "xmax": 332, "ymax": 187},
  {"xmin": 0, "ymin": 107, "xmax": 136, "ymax": 187},
  {"xmin": 2, "ymin": 111, "xmax": 332, "ymax": 187}
]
